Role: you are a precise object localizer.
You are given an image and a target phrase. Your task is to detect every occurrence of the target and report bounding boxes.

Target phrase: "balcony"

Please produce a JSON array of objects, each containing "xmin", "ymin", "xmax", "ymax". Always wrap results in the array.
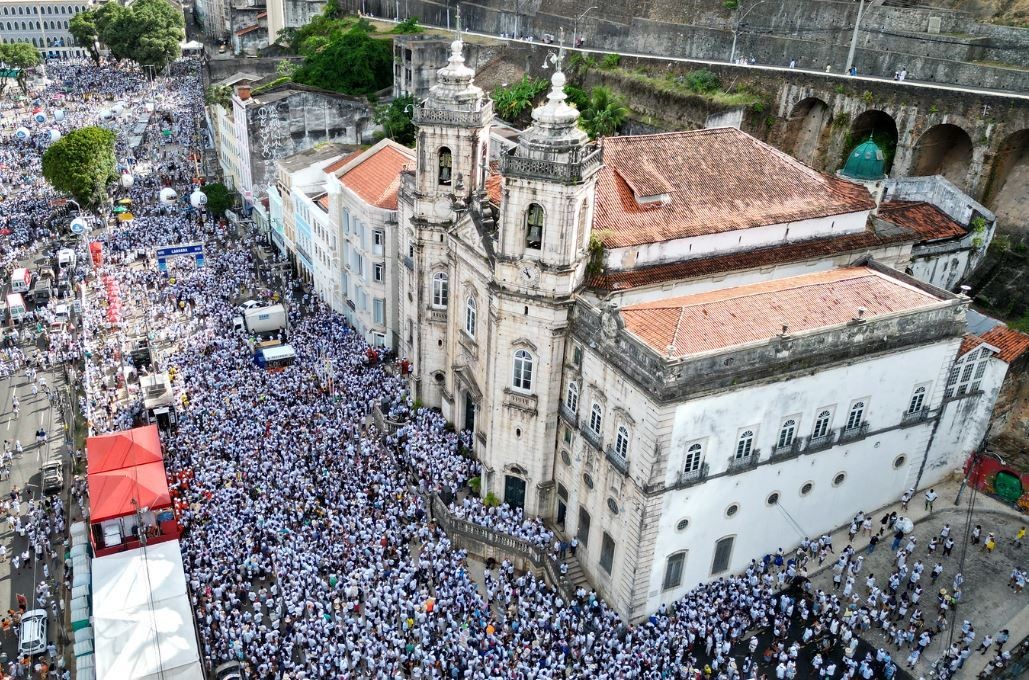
[
  {"xmin": 676, "ymin": 462, "xmax": 709, "ymax": 488},
  {"xmin": 502, "ymin": 388, "xmax": 538, "ymax": 416},
  {"xmin": 402, "ymin": 255, "xmax": 414, "ymax": 271},
  {"xmin": 427, "ymin": 308, "xmax": 447, "ymax": 323},
  {"xmin": 604, "ymin": 447, "xmax": 629, "ymax": 476},
  {"xmin": 726, "ymin": 451, "xmax": 760, "ymax": 474},
  {"xmin": 901, "ymin": 407, "xmax": 930, "ymax": 425},
  {"xmin": 838, "ymin": 422, "xmax": 869, "ymax": 444},
  {"xmin": 581, "ymin": 426, "xmax": 603, "ymax": 452},
  {"xmin": 559, "ymin": 402, "xmax": 578, "ymax": 428},
  {"xmin": 805, "ymin": 431, "xmax": 836, "ymax": 453},
  {"xmin": 769, "ymin": 439, "xmax": 802, "ymax": 461}
]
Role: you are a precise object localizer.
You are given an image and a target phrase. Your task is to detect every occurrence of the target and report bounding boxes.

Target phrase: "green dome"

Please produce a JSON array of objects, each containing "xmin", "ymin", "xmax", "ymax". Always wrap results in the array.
[{"xmin": 840, "ymin": 138, "xmax": 886, "ymax": 181}]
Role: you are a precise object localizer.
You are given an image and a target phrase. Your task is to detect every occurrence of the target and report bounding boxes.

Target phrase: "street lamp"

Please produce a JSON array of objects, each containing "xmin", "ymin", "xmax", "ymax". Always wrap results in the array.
[
  {"xmin": 729, "ymin": 0, "xmax": 771, "ymax": 65},
  {"xmin": 572, "ymin": 6, "xmax": 597, "ymax": 49},
  {"xmin": 844, "ymin": 0, "xmax": 866, "ymax": 75}
]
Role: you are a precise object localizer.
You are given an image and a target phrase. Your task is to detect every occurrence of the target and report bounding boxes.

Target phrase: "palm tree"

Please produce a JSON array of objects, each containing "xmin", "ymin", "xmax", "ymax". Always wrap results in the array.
[{"xmin": 580, "ymin": 86, "xmax": 629, "ymax": 139}]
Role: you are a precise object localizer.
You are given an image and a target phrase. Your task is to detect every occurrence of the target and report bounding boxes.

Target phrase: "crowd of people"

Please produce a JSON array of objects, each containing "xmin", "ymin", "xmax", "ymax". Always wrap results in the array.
[{"xmin": 0, "ymin": 53, "xmax": 1016, "ymax": 680}]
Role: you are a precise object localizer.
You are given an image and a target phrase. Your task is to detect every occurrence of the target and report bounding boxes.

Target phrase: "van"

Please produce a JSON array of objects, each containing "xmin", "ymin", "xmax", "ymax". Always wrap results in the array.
[
  {"xmin": 31, "ymin": 279, "xmax": 51, "ymax": 305},
  {"xmin": 10, "ymin": 268, "xmax": 31, "ymax": 294},
  {"xmin": 57, "ymin": 248, "xmax": 76, "ymax": 270},
  {"xmin": 42, "ymin": 458, "xmax": 63, "ymax": 492},
  {"xmin": 19, "ymin": 609, "xmax": 48, "ymax": 656}
]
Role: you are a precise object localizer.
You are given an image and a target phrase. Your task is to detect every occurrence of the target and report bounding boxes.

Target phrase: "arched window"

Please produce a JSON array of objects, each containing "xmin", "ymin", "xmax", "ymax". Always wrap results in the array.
[
  {"xmin": 431, "ymin": 272, "xmax": 448, "ymax": 308},
  {"xmin": 907, "ymin": 387, "xmax": 926, "ymax": 414},
  {"xmin": 615, "ymin": 425, "xmax": 630, "ymax": 461},
  {"xmin": 589, "ymin": 403, "xmax": 603, "ymax": 435},
  {"xmin": 464, "ymin": 296, "xmax": 476, "ymax": 337},
  {"xmin": 438, "ymin": 147, "xmax": 452, "ymax": 186},
  {"xmin": 735, "ymin": 430, "xmax": 754, "ymax": 459},
  {"xmin": 684, "ymin": 443, "xmax": 703, "ymax": 473},
  {"xmin": 525, "ymin": 203, "xmax": 544, "ymax": 250},
  {"xmin": 565, "ymin": 381, "xmax": 578, "ymax": 413},
  {"xmin": 812, "ymin": 410, "xmax": 832, "ymax": 438},
  {"xmin": 574, "ymin": 199, "xmax": 588, "ymax": 253},
  {"xmin": 512, "ymin": 350, "xmax": 533, "ymax": 391},
  {"xmin": 777, "ymin": 419, "xmax": 796, "ymax": 449},
  {"xmin": 846, "ymin": 401, "xmax": 865, "ymax": 430}
]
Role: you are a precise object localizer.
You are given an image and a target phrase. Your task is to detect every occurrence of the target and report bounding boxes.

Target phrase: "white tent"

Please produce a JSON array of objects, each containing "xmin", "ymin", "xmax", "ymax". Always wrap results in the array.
[{"xmin": 92, "ymin": 540, "xmax": 204, "ymax": 680}]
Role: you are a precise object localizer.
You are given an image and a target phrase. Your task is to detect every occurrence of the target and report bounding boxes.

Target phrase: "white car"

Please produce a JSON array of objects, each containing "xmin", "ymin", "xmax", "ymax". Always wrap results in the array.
[
  {"xmin": 237, "ymin": 299, "xmax": 261, "ymax": 313},
  {"xmin": 19, "ymin": 609, "xmax": 48, "ymax": 656}
]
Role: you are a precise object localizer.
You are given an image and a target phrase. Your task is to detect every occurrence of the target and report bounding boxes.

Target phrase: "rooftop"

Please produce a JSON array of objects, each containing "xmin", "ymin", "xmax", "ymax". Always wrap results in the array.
[
  {"xmin": 277, "ymin": 143, "xmax": 354, "ymax": 172},
  {"xmin": 877, "ymin": 200, "xmax": 967, "ymax": 242},
  {"xmin": 978, "ymin": 326, "xmax": 1029, "ymax": 363},
  {"xmin": 332, "ymin": 140, "xmax": 414, "ymax": 210},
  {"xmin": 620, "ymin": 266, "xmax": 947, "ymax": 359},
  {"xmin": 593, "ymin": 128, "xmax": 875, "ymax": 249}
]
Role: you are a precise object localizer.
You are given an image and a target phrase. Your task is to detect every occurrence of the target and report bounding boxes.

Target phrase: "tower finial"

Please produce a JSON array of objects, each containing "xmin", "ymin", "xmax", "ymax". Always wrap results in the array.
[{"xmin": 455, "ymin": 4, "xmax": 462, "ymax": 40}]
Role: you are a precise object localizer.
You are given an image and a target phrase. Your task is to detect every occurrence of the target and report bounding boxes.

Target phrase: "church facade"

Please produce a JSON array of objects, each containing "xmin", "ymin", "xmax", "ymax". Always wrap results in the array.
[{"xmin": 395, "ymin": 38, "xmax": 1011, "ymax": 620}]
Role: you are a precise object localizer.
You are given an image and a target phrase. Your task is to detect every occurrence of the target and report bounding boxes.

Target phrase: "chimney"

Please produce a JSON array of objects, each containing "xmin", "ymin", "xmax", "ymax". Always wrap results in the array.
[
  {"xmin": 871, "ymin": 181, "xmax": 885, "ymax": 215},
  {"xmin": 236, "ymin": 84, "xmax": 251, "ymax": 101}
]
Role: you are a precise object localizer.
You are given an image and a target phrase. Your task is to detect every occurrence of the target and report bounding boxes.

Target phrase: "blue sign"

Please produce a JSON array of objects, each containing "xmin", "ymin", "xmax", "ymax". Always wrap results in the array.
[
  {"xmin": 155, "ymin": 242, "xmax": 205, "ymax": 271},
  {"xmin": 70, "ymin": 222, "xmax": 85, "ymax": 235}
]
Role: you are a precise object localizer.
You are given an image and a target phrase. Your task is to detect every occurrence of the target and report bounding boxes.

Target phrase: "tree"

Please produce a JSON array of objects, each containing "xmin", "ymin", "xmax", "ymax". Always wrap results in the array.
[
  {"xmin": 204, "ymin": 84, "xmax": 233, "ymax": 109},
  {"xmin": 579, "ymin": 86, "xmax": 629, "ymax": 139},
  {"xmin": 492, "ymin": 76, "xmax": 548, "ymax": 126},
  {"xmin": 324, "ymin": 0, "xmax": 345, "ymax": 20},
  {"xmin": 374, "ymin": 95, "xmax": 416, "ymax": 146},
  {"xmin": 200, "ymin": 183, "xmax": 233, "ymax": 216},
  {"xmin": 291, "ymin": 24, "xmax": 393, "ymax": 95},
  {"xmin": 69, "ymin": 11, "xmax": 101, "ymax": 65},
  {"xmin": 0, "ymin": 43, "xmax": 40, "ymax": 96},
  {"xmin": 41, "ymin": 127, "xmax": 118, "ymax": 208},
  {"xmin": 92, "ymin": 0, "xmax": 185, "ymax": 71}
]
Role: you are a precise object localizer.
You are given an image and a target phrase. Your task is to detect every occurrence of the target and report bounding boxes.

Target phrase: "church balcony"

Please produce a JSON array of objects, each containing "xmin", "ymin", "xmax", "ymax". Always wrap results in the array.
[
  {"xmin": 581, "ymin": 425, "xmax": 603, "ymax": 452},
  {"xmin": 804, "ymin": 431, "xmax": 836, "ymax": 453},
  {"xmin": 674, "ymin": 463, "xmax": 709, "ymax": 489},
  {"xmin": 769, "ymin": 439, "xmax": 802, "ymax": 461},
  {"xmin": 503, "ymin": 388, "xmax": 538, "ymax": 416},
  {"xmin": 726, "ymin": 452, "xmax": 760, "ymax": 474},
  {"xmin": 901, "ymin": 407, "xmax": 930, "ymax": 425},
  {"xmin": 500, "ymin": 146, "xmax": 603, "ymax": 185},
  {"xmin": 559, "ymin": 402, "xmax": 578, "ymax": 428},
  {"xmin": 838, "ymin": 422, "xmax": 870, "ymax": 444},
  {"xmin": 427, "ymin": 308, "xmax": 447, "ymax": 323},
  {"xmin": 402, "ymin": 255, "xmax": 414, "ymax": 271},
  {"xmin": 604, "ymin": 447, "xmax": 629, "ymax": 476},
  {"xmin": 412, "ymin": 105, "xmax": 493, "ymax": 129}
]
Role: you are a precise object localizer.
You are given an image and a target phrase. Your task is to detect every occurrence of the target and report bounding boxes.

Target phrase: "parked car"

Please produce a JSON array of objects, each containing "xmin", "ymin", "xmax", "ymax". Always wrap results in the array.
[
  {"xmin": 42, "ymin": 458, "xmax": 63, "ymax": 492},
  {"xmin": 19, "ymin": 609, "xmax": 48, "ymax": 656}
]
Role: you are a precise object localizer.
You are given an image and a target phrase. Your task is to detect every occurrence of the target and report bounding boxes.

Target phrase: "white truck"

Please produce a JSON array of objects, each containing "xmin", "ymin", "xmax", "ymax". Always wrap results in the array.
[{"xmin": 234, "ymin": 303, "xmax": 287, "ymax": 337}]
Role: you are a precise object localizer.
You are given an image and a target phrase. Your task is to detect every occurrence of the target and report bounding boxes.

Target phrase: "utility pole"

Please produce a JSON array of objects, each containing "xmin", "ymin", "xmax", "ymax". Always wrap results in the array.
[
  {"xmin": 572, "ymin": 6, "xmax": 597, "ymax": 49},
  {"xmin": 844, "ymin": 0, "xmax": 865, "ymax": 75},
  {"xmin": 729, "ymin": 0, "xmax": 770, "ymax": 65}
]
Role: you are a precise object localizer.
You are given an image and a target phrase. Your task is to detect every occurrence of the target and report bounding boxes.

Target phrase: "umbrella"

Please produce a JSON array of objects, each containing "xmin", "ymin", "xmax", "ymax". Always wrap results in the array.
[
  {"xmin": 117, "ymin": 198, "xmax": 132, "ymax": 205},
  {"xmin": 112, "ymin": 206, "xmax": 127, "ymax": 214},
  {"xmin": 117, "ymin": 212, "xmax": 134, "ymax": 222},
  {"xmin": 162, "ymin": 129, "xmax": 172, "ymax": 137}
]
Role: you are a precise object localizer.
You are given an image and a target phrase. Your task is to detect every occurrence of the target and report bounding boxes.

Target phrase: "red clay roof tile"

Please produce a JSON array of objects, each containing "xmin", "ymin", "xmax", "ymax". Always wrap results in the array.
[
  {"xmin": 336, "ymin": 144, "xmax": 413, "ymax": 210},
  {"xmin": 978, "ymin": 326, "xmax": 1029, "ymax": 363},
  {"xmin": 877, "ymin": 201, "xmax": 967, "ymax": 242}
]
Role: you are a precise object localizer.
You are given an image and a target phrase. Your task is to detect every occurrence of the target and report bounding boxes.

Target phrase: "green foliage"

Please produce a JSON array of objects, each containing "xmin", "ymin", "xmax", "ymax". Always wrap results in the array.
[
  {"xmin": 468, "ymin": 476, "xmax": 481, "ymax": 494},
  {"xmin": 586, "ymin": 233, "xmax": 606, "ymax": 275},
  {"xmin": 483, "ymin": 491, "xmax": 501, "ymax": 507},
  {"xmin": 832, "ymin": 111, "xmax": 851, "ymax": 128},
  {"xmin": 323, "ymin": 0, "xmax": 345, "ymax": 19},
  {"xmin": 579, "ymin": 86, "xmax": 629, "ymax": 139},
  {"xmin": 41, "ymin": 127, "xmax": 117, "ymax": 208},
  {"xmin": 291, "ymin": 22, "xmax": 393, "ymax": 95},
  {"xmin": 599, "ymin": 54, "xmax": 621, "ymax": 70},
  {"xmin": 69, "ymin": 11, "xmax": 101, "ymax": 65},
  {"xmin": 200, "ymin": 183, "xmax": 232, "ymax": 216},
  {"xmin": 87, "ymin": 0, "xmax": 185, "ymax": 71},
  {"xmin": 204, "ymin": 84, "xmax": 233, "ymax": 108},
  {"xmin": 374, "ymin": 95, "xmax": 416, "ymax": 146},
  {"xmin": 391, "ymin": 17, "xmax": 422, "ymax": 34},
  {"xmin": 563, "ymin": 84, "xmax": 588, "ymax": 110},
  {"xmin": 1010, "ymin": 314, "xmax": 1029, "ymax": 333},
  {"xmin": 568, "ymin": 53, "xmax": 597, "ymax": 75},
  {"xmin": 277, "ymin": 59, "xmax": 298, "ymax": 78},
  {"xmin": 929, "ymin": 103, "xmax": 939, "ymax": 114},
  {"xmin": 724, "ymin": 0, "xmax": 739, "ymax": 8},
  {"xmin": 834, "ymin": 84, "xmax": 846, "ymax": 94},
  {"xmin": 861, "ymin": 90, "xmax": 874, "ymax": 105},
  {"xmin": 750, "ymin": 100, "xmax": 765, "ymax": 113},
  {"xmin": 765, "ymin": 115, "xmax": 776, "ymax": 127},
  {"xmin": 0, "ymin": 43, "xmax": 40, "ymax": 96},
  {"xmin": 685, "ymin": 69, "xmax": 721, "ymax": 94},
  {"xmin": 252, "ymin": 76, "xmax": 291, "ymax": 95},
  {"xmin": 492, "ymin": 76, "xmax": 549, "ymax": 125}
]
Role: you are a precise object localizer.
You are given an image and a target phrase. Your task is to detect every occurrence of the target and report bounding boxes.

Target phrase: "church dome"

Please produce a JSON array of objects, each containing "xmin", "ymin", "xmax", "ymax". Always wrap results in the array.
[{"xmin": 840, "ymin": 138, "xmax": 887, "ymax": 181}]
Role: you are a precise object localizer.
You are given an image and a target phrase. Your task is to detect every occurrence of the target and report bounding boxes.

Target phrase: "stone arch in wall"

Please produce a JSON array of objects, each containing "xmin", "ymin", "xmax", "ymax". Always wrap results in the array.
[
  {"xmin": 909, "ymin": 123, "xmax": 974, "ymax": 191},
  {"xmin": 984, "ymin": 129, "xmax": 1029, "ymax": 231},
  {"xmin": 849, "ymin": 110, "xmax": 899, "ymax": 174},
  {"xmin": 782, "ymin": 97, "xmax": 832, "ymax": 169}
]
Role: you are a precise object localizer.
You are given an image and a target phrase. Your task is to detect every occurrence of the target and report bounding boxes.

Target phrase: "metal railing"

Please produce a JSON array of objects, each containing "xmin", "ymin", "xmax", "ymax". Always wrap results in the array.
[
  {"xmin": 726, "ymin": 451, "xmax": 760, "ymax": 474},
  {"xmin": 805, "ymin": 431, "xmax": 836, "ymax": 453},
  {"xmin": 581, "ymin": 425, "xmax": 603, "ymax": 452},
  {"xmin": 769, "ymin": 439, "xmax": 802, "ymax": 461},
  {"xmin": 604, "ymin": 446, "xmax": 629, "ymax": 475},
  {"xmin": 838, "ymin": 422, "xmax": 869, "ymax": 443},
  {"xmin": 559, "ymin": 401, "xmax": 578, "ymax": 428},
  {"xmin": 500, "ymin": 147, "xmax": 603, "ymax": 184},
  {"xmin": 901, "ymin": 407, "xmax": 930, "ymax": 424}
]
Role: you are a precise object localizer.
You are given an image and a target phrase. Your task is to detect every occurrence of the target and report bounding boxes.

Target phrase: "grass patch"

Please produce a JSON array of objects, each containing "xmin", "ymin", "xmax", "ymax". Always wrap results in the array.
[
  {"xmin": 610, "ymin": 67, "xmax": 763, "ymax": 107},
  {"xmin": 972, "ymin": 60, "xmax": 1029, "ymax": 72}
]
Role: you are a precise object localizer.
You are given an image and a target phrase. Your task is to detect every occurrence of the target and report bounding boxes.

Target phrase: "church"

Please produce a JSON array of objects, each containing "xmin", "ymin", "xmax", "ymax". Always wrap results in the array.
[{"xmin": 394, "ymin": 36, "xmax": 1013, "ymax": 620}]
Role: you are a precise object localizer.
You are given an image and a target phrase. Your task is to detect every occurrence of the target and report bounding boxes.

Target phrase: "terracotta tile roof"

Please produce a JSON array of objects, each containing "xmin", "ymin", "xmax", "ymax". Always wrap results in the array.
[
  {"xmin": 979, "ymin": 326, "xmax": 1029, "ymax": 363},
  {"xmin": 316, "ymin": 194, "xmax": 329, "ymax": 211},
  {"xmin": 620, "ymin": 267, "xmax": 944, "ymax": 359},
  {"xmin": 589, "ymin": 226, "xmax": 914, "ymax": 292},
  {"xmin": 323, "ymin": 149, "xmax": 364, "ymax": 174},
  {"xmin": 594, "ymin": 129, "xmax": 875, "ymax": 249},
  {"xmin": 958, "ymin": 334, "xmax": 984, "ymax": 357},
  {"xmin": 485, "ymin": 173, "xmax": 502, "ymax": 206},
  {"xmin": 877, "ymin": 201, "xmax": 967, "ymax": 242},
  {"xmin": 336, "ymin": 143, "xmax": 414, "ymax": 210},
  {"xmin": 235, "ymin": 24, "xmax": 260, "ymax": 36},
  {"xmin": 257, "ymin": 11, "xmax": 267, "ymax": 18}
]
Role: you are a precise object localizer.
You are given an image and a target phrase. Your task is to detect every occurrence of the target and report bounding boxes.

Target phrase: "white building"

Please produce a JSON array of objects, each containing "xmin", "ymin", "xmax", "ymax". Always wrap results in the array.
[
  {"xmin": 392, "ymin": 37, "xmax": 1011, "ymax": 621},
  {"xmin": 0, "ymin": 0, "xmax": 94, "ymax": 58}
]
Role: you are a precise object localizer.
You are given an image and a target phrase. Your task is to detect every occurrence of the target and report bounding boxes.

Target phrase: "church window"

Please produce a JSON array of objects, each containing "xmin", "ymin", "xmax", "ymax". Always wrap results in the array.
[
  {"xmin": 431, "ymin": 272, "xmax": 448, "ymax": 308},
  {"xmin": 565, "ymin": 382, "xmax": 578, "ymax": 413},
  {"xmin": 464, "ymin": 296, "xmax": 476, "ymax": 337},
  {"xmin": 438, "ymin": 147, "xmax": 452, "ymax": 185},
  {"xmin": 812, "ymin": 409, "xmax": 832, "ymax": 438},
  {"xmin": 777, "ymin": 420, "xmax": 796, "ymax": 449},
  {"xmin": 663, "ymin": 551, "xmax": 686, "ymax": 590},
  {"xmin": 525, "ymin": 203, "xmax": 544, "ymax": 250},
  {"xmin": 684, "ymin": 443, "xmax": 703, "ymax": 473},
  {"xmin": 845, "ymin": 401, "xmax": 865, "ymax": 430},
  {"xmin": 512, "ymin": 350, "xmax": 534, "ymax": 391},
  {"xmin": 589, "ymin": 403, "xmax": 603, "ymax": 436},
  {"xmin": 735, "ymin": 430, "xmax": 754, "ymax": 459},
  {"xmin": 907, "ymin": 387, "xmax": 926, "ymax": 414},
  {"xmin": 615, "ymin": 425, "xmax": 630, "ymax": 461}
]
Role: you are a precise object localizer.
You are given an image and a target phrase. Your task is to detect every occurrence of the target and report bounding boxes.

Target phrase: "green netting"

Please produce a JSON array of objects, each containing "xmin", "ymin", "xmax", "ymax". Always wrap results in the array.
[{"xmin": 994, "ymin": 471, "xmax": 1023, "ymax": 503}]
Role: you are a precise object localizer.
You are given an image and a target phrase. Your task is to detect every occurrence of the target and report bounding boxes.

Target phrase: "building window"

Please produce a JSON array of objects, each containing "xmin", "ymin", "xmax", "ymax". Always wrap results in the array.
[
  {"xmin": 372, "ymin": 263, "xmax": 384, "ymax": 282},
  {"xmin": 777, "ymin": 419, "xmax": 796, "ymax": 449},
  {"xmin": 766, "ymin": 492, "xmax": 780, "ymax": 505},
  {"xmin": 373, "ymin": 229, "xmax": 384, "ymax": 253},
  {"xmin": 373, "ymin": 298, "xmax": 385, "ymax": 325},
  {"xmin": 711, "ymin": 536, "xmax": 734, "ymax": 575},
  {"xmin": 563, "ymin": 426, "xmax": 573, "ymax": 445},
  {"xmin": 464, "ymin": 296, "xmax": 476, "ymax": 337},
  {"xmin": 735, "ymin": 430, "xmax": 754, "ymax": 459},
  {"xmin": 589, "ymin": 403, "xmax": 603, "ymax": 435},
  {"xmin": 438, "ymin": 147, "xmax": 452, "ymax": 185},
  {"xmin": 812, "ymin": 409, "xmax": 832, "ymax": 438},
  {"xmin": 512, "ymin": 350, "xmax": 534, "ymax": 391},
  {"xmin": 846, "ymin": 401, "xmax": 865, "ymax": 430},
  {"xmin": 576, "ymin": 507, "xmax": 590, "ymax": 547},
  {"xmin": 565, "ymin": 382, "xmax": 578, "ymax": 413},
  {"xmin": 684, "ymin": 443, "xmax": 703, "ymax": 473},
  {"xmin": 525, "ymin": 203, "xmax": 544, "ymax": 250},
  {"xmin": 615, "ymin": 425, "xmax": 629, "ymax": 461},
  {"xmin": 572, "ymin": 345, "xmax": 583, "ymax": 367},
  {"xmin": 431, "ymin": 272, "xmax": 448, "ymax": 308},
  {"xmin": 663, "ymin": 552, "xmax": 686, "ymax": 590},
  {"xmin": 908, "ymin": 386, "xmax": 926, "ymax": 414},
  {"xmin": 600, "ymin": 532, "xmax": 615, "ymax": 574}
]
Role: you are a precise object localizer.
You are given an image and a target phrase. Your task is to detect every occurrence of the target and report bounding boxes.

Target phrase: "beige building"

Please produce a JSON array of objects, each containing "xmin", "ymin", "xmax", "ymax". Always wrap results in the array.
[{"xmin": 0, "ymin": 0, "xmax": 93, "ymax": 58}]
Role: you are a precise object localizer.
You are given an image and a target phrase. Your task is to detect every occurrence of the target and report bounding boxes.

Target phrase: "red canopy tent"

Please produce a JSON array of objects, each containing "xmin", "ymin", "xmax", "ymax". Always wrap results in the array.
[
  {"xmin": 86, "ymin": 424, "xmax": 163, "ymax": 474},
  {"xmin": 87, "ymin": 461, "xmax": 172, "ymax": 523}
]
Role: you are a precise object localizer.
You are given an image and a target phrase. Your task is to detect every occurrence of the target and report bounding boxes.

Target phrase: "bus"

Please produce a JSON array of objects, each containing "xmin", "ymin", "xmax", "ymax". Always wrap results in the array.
[{"xmin": 254, "ymin": 343, "xmax": 295, "ymax": 371}]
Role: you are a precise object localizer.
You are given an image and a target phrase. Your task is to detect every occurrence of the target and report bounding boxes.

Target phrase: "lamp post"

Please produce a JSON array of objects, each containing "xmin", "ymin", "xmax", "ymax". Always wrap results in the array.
[
  {"xmin": 571, "ymin": 6, "xmax": 597, "ymax": 49},
  {"xmin": 844, "ymin": 0, "xmax": 866, "ymax": 75},
  {"xmin": 729, "ymin": 0, "xmax": 769, "ymax": 65}
]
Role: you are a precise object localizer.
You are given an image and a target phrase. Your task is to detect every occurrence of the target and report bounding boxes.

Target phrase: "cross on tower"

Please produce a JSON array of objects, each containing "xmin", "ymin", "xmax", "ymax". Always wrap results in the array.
[{"xmin": 455, "ymin": 4, "xmax": 462, "ymax": 39}]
